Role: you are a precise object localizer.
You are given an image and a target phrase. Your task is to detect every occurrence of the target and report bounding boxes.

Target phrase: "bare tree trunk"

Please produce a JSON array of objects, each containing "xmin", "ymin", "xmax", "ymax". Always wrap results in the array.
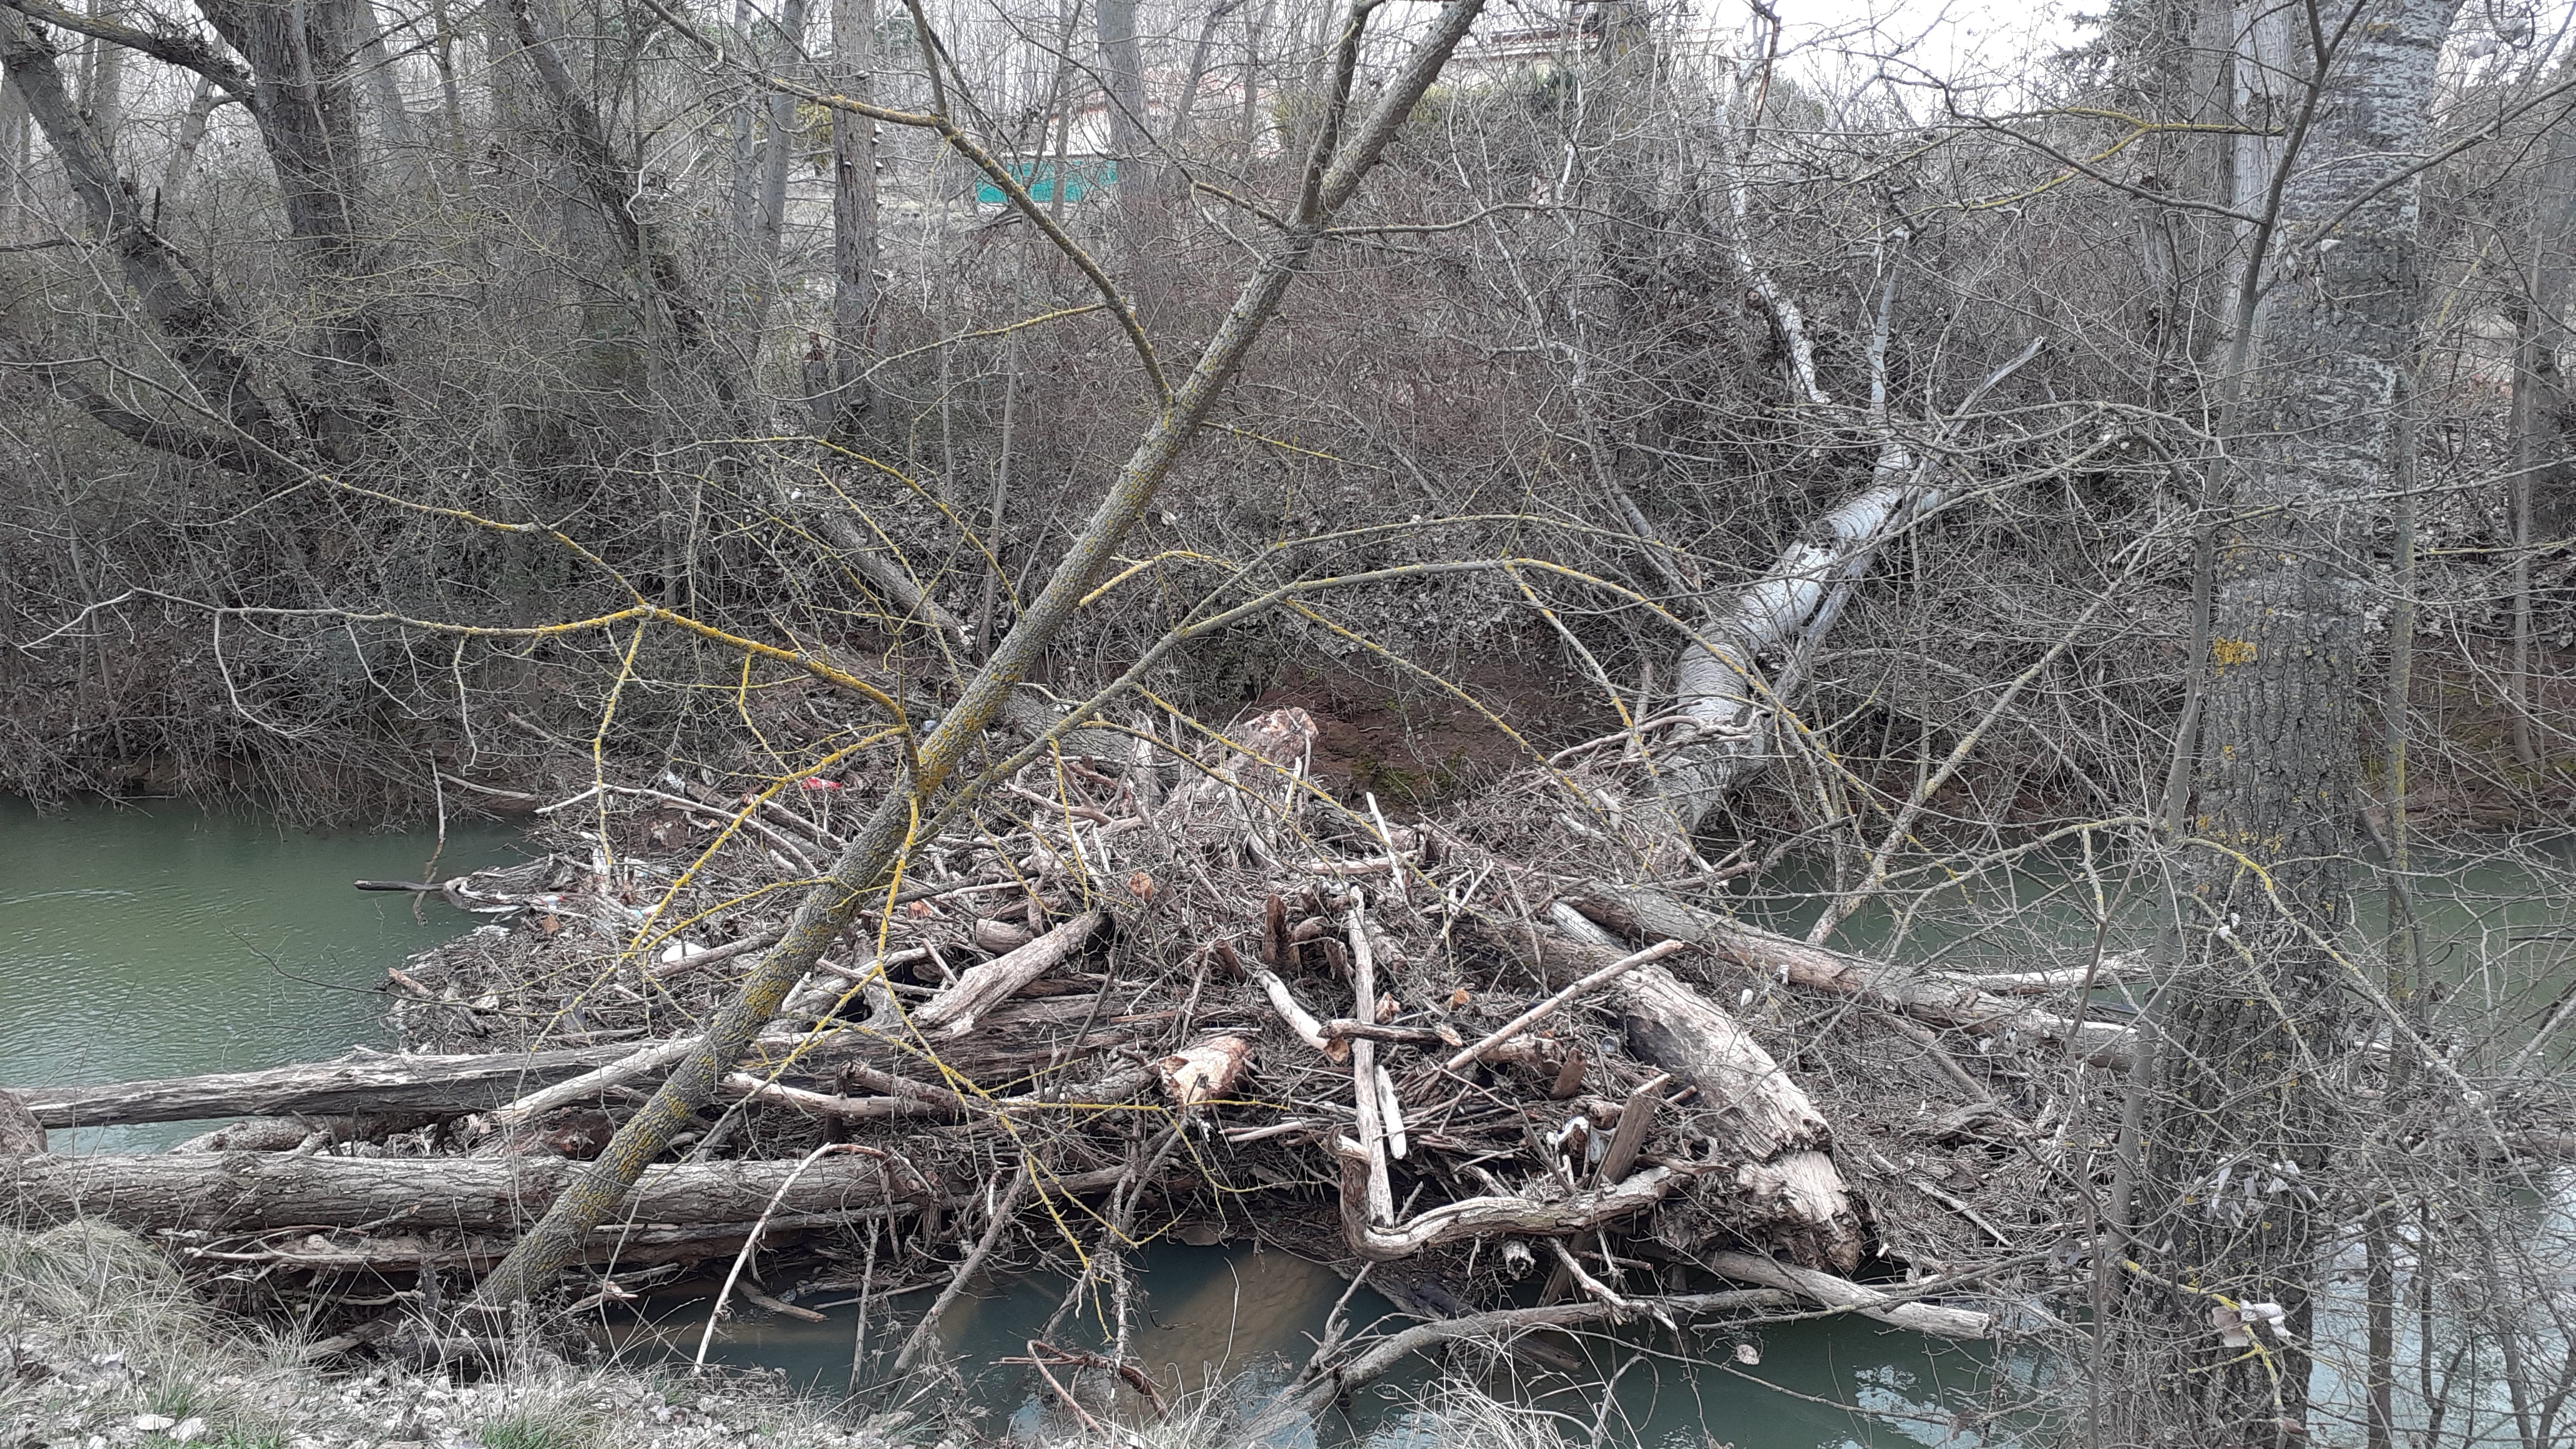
[
  {"xmin": 157, "ymin": 74, "xmax": 218, "ymax": 201},
  {"xmin": 1091, "ymin": 0, "xmax": 1149, "ymax": 206},
  {"xmin": 2514, "ymin": 293, "xmax": 2539, "ymax": 766},
  {"xmin": 1167, "ymin": 0, "xmax": 1239, "ymax": 149},
  {"xmin": 79, "ymin": 0, "xmax": 118, "ymax": 148},
  {"xmin": 2511, "ymin": 76, "xmax": 2576, "ymax": 766},
  {"xmin": 1046, "ymin": 0, "xmax": 1078, "ymax": 223},
  {"xmin": 0, "ymin": 72, "xmax": 26, "ymax": 234},
  {"xmin": 2105, "ymin": 0, "xmax": 2459, "ymax": 1441},
  {"xmin": 354, "ymin": 0, "xmax": 420, "ymax": 152},
  {"xmin": 2530, "ymin": 78, "xmax": 2576, "ymax": 546},
  {"xmin": 0, "ymin": 11, "xmax": 290, "ymax": 460},
  {"xmin": 820, "ymin": 0, "xmax": 877, "ymax": 437},
  {"xmin": 197, "ymin": 0, "xmax": 393, "ymax": 457},
  {"xmin": 427, "ymin": 0, "xmax": 467, "ymax": 179},
  {"xmin": 728, "ymin": 0, "xmax": 759, "ymax": 238},
  {"xmin": 746, "ymin": 0, "xmax": 808, "ymax": 340},
  {"xmin": 1237, "ymin": 0, "xmax": 1270, "ymax": 154}
]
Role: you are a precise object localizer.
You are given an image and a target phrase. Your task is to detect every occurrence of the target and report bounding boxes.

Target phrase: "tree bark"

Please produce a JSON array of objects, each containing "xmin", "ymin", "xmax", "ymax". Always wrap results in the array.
[
  {"xmin": 11, "ymin": 1043, "xmax": 658, "ymax": 1129},
  {"xmin": 820, "ymin": 0, "xmax": 879, "ymax": 436},
  {"xmin": 2107, "ymin": 0, "xmax": 2458, "ymax": 1440}
]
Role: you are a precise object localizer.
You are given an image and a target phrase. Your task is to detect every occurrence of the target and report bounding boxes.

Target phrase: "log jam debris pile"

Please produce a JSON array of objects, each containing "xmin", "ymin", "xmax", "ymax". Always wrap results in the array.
[{"xmin": 1, "ymin": 706, "xmax": 2160, "ymax": 1409}]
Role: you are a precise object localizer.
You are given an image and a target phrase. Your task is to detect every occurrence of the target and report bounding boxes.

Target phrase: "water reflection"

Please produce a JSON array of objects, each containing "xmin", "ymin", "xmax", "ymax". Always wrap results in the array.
[{"xmin": 607, "ymin": 1243, "xmax": 2016, "ymax": 1448}]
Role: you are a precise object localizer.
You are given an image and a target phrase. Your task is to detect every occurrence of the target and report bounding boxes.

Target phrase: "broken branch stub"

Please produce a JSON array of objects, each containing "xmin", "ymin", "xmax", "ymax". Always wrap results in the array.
[
  {"xmin": 1156, "ymin": 1035, "xmax": 1252, "ymax": 1108},
  {"xmin": 911, "ymin": 909, "xmax": 1104, "ymax": 1038},
  {"xmin": 1469, "ymin": 912, "xmax": 1866, "ymax": 1272}
]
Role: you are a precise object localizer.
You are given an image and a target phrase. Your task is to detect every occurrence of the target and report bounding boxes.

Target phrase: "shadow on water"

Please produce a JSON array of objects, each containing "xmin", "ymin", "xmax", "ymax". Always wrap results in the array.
[{"xmin": 603, "ymin": 1242, "xmax": 2025, "ymax": 1448}]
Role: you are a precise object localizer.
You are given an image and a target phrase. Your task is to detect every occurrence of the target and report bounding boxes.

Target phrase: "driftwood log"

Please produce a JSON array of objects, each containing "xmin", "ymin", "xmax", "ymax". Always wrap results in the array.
[
  {"xmin": 0, "ymin": 1151, "xmax": 1050, "ymax": 1236},
  {"xmin": 1470, "ymin": 915, "xmax": 1867, "ymax": 1272},
  {"xmin": 7, "ymin": 1043, "xmax": 658, "ymax": 1129},
  {"xmin": 909, "ymin": 909, "xmax": 1103, "ymax": 1037},
  {"xmin": 3, "ymin": 1152, "xmax": 1149, "ymax": 1274}
]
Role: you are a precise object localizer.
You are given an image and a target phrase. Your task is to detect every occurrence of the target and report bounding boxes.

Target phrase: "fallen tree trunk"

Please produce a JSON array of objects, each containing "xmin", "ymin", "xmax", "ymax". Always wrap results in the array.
[
  {"xmin": 1644, "ymin": 342, "xmax": 2042, "ymax": 840},
  {"xmin": 10, "ymin": 1043, "xmax": 656, "ymax": 1129},
  {"xmin": 0, "ymin": 1151, "xmax": 914, "ymax": 1235},
  {"xmin": 1654, "ymin": 482, "xmax": 1934, "ymax": 835},
  {"xmin": 171, "ymin": 1115, "xmax": 437, "ymax": 1153},
  {"xmin": 14, "ymin": 1007, "xmax": 1143, "ymax": 1138},
  {"xmin": 1703, "ymin": 1250, "xmax": 1996, "ymax": 1339},
  {"xmin": 1470, "ymin": 915, "xmax": 1868, "ymax": 1272},
  {"xmin": 7, "ymin": 1156, "xmax": 1148, "ymax": 1274},
  {"xmin": 1563, "ymin": 883, "xmax": 2135, "ymax": 1070}
]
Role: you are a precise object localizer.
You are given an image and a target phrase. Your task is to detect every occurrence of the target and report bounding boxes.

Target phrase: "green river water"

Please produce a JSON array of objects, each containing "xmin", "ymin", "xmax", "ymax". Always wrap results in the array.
[{"xmin": 15, "ymin": 800, "xmax": 2557, "ymax": 1446}]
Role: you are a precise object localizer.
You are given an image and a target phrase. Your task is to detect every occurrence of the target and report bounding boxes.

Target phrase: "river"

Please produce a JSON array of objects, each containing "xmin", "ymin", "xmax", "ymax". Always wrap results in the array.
[{"xmin": 11, "ymin": 799, "xmax": 2556, "ymax": 1446}]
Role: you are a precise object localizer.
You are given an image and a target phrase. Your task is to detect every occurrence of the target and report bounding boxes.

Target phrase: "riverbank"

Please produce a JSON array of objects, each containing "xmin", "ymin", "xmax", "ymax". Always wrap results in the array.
[{"xmin": 0, "ymin": 1220, "xmax": 893, "ymax": 1449}]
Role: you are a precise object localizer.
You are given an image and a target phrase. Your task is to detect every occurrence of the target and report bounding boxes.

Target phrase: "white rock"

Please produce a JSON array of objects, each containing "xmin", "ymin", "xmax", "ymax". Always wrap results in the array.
[
  {"xmin": 170, "ymin": 1418, "xmax": 208, "ymax": 1443},
  {"xmin": 131, "ymin": 1415, "xmax": 177, "ymax": 1433}
]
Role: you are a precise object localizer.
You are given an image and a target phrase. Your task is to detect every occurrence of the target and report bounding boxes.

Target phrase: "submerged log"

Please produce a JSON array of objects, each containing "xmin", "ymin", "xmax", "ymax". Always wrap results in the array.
[{"xmin": 1564, "ymin": 882, "xmax": 2136, "ymax": 1070}]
